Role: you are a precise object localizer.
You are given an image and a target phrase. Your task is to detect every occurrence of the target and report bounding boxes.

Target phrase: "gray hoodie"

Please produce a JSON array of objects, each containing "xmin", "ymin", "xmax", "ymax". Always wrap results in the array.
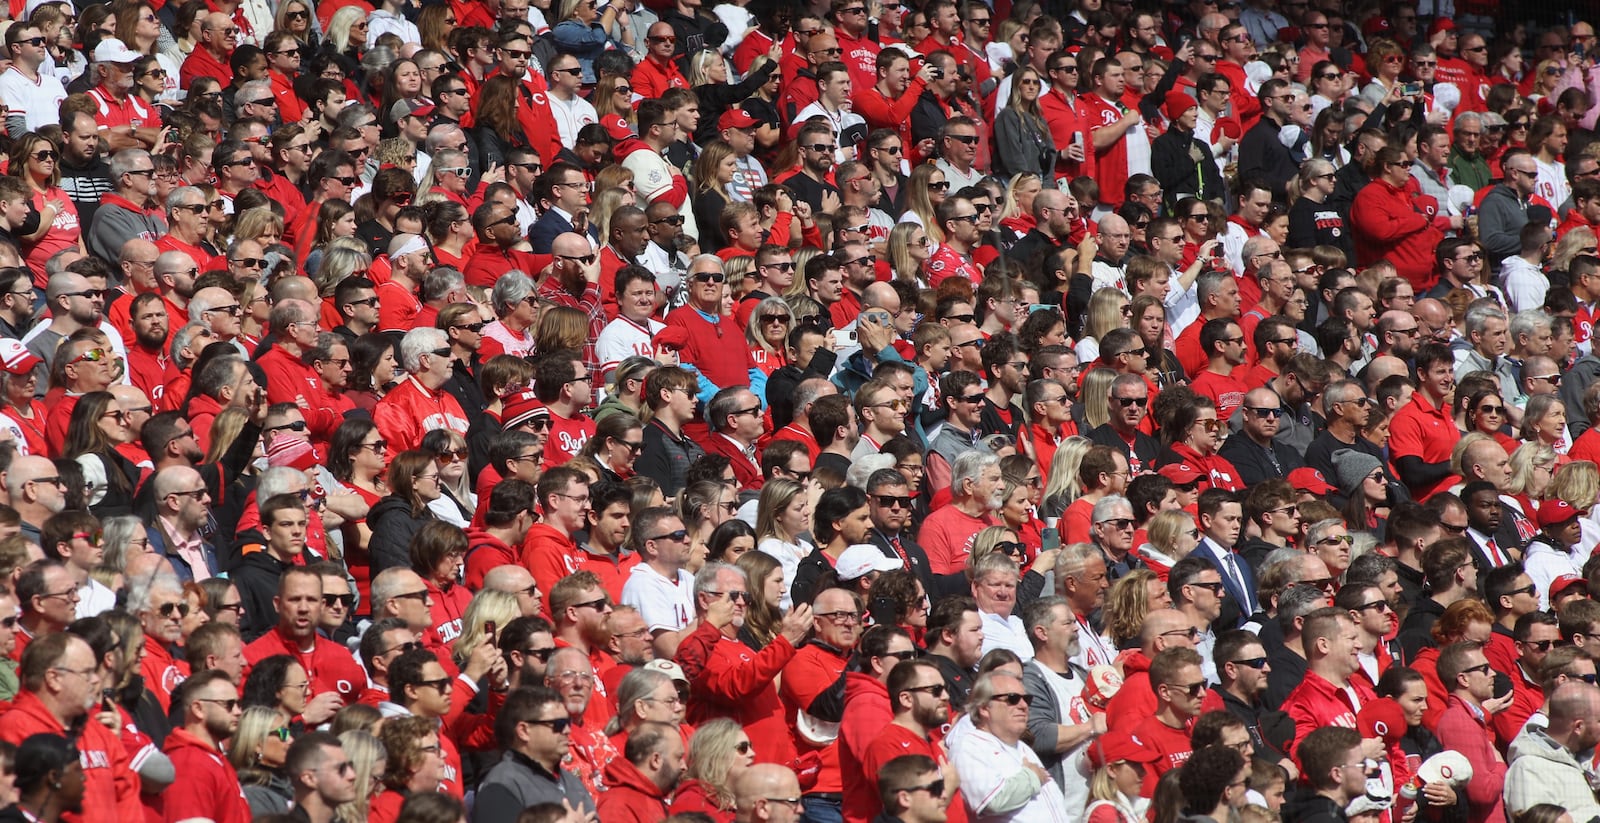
[{"xmin": 1504, "ymin": 726, "xmax": 1600, "ymax": 823}]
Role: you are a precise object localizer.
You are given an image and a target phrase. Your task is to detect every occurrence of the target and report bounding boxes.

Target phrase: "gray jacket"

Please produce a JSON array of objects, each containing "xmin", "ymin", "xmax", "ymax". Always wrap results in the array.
[
  {"xmin": 471, "ymin": 750, "xmax": 596, "ymax": 823},
  {"xmin": 1021, "ymin": 657, "xmax": 1089, "ymax": 787},
  {"xmin": 1504, "ymin": 726, "xmax": 1600, "ymax": 823},
  {"xmin": 1476, "ymin": 183, "xmax": 1530, "ymax": 267}
]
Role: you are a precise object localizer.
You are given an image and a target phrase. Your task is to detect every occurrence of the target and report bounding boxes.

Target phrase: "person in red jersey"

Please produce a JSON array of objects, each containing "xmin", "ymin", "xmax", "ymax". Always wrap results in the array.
[
  {"xmin": 1128, "ymin": 646, "xmax": 1209, "ymax": 795},
  {"xmin": 675, "ymin": 562, "xmax": 812, "ymax": 767},
  {"xmin": 160, "ymin": 670, "xmax": 252, "ymax": 823},
  {"xmin": 0, "ymin": 632, "xmax": 143, "ymax": 823},
  {"xmin": 243, "ymin": 566, "xmax": 367, "ymax": 704},
  {"xmin": 1281, "ymin": 609, "xmax": 1380, "ymax": 767},
  {"xmin": 374, "ymin": 327, "xmax": 470, "ymax": 454},
  {"xmin": 534, "ymin": 350, "xmax": 599, "ymax": 468}
]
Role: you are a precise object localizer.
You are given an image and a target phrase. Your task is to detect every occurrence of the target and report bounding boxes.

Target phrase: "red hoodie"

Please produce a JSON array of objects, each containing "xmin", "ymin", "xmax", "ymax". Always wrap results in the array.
[
  {"xmin": 520, "ymin": 523, "xmax": 587, "ymax": 617},
  {"xmin": 1164, "ymin": 442, "xmax": 1247, "ymax": 492},
  {"xmin": 1350, "ymin": 176, "xmax": 1444, "ymax": 291},
  {"xmin": 839, "ymin": 672, "xmax": 892, "ymax": 823},
  {"xmin": 679, "ymin": 620, "xmax": 799, "ymax": 767},
  {"xmin": 596, "ymin": 754, "xmax": 671, "ymax": 823},
  {"xmin": 464, "ymin": 528, "xmax": 518, "ymax": 591},
  {"xmin": 156, "ymin": 728, "xmax": 251, "ymax": 823},
  {"xmin": 0, "ymin": 691, "xmax": 142, "ymax": 823},
  {"xmin": 669, "ymin": 779, "xmax": 735, "ymax": 822}
]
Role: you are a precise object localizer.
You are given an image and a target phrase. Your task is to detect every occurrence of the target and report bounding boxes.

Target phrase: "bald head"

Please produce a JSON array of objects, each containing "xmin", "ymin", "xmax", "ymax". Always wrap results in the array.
[
  {"xmin": 270, "ymin": 275, "xmax": 319, "ymax": 304},
  {"xmin": 1140, "ymin": 608, "xmax": 1193, "ymax": 650},
  {"xmin": 1549, "ymin": 681, "xmax": 1600, "ymax": 729},
  {"xmin": 1364, "ymin": 355, "xmax": 1407, "ymax": 385},
  {"xmin": 862, "ymin": 282, "xmax": 899, "ymax": 311},
  {"xmin": 551, "ymin": 232, "xmax": 591, "ymax": 258},
  {"xmin": 1097, "ymin": 214, "xmax": 1129, "ymax": 236},
  {"xmin": 1243, "ymin": 387, "xmax": 1279, "ymax": 409},
  {"xmin": 1412, "ymin": 298, "xmax": 1449, "ymax": 325},
  {"xmin": 1034, "ymin": 188, "xmax": 1065, "ymax": 217},
  {"xmin": 734, "ymin": 764, "xmax": 802, "ymax": 811},
  {"xmin": 484, "ymin": 565, "xmax": 536, "ymax": 593}
]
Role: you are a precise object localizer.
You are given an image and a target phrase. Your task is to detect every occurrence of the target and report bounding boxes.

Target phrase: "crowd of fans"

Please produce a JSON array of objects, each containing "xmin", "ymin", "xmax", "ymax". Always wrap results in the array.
[{"xmin": 0, "ymin": 0, "xmax": 1596, "ymax": 821}]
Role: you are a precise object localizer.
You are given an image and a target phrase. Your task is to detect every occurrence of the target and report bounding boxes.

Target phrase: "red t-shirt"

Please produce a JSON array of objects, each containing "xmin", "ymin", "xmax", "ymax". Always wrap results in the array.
[
  {"xmin": 544, "ymin": 409, "xmax": 597, "ymax": 467},
  {"xmin": 919, "ymin": 506, "xmax": 990, "ymax": 575},
  {"xmin": 1132, "ymin": 714, "xmax": 1195, "ymax": 796},
  {"xmin": 1190, "ymin": 368, "xmax": 1249, "ymax": 421},
  {"xmin": 1080, "ymin": 92, "xmax": 1131, "ymax": 209}
]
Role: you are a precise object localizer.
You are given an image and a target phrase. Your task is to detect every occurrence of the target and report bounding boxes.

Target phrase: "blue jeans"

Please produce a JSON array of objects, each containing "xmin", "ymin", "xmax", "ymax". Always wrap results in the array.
[{"xmin": 801, "ymin": 794, "xmax": 843, "ymax": 823}]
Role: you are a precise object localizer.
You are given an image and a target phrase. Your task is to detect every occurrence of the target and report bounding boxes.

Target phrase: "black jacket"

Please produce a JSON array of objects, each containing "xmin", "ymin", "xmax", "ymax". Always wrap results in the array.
[
  {"xmin": 1218, "ymin": 430, "xmax": 1305, "ymax": 488},
  {"xmin": 1151, "ymin": 127, "xmax": 1224, "ymax": 203},
  {"xmin": 1238, "ymin": 114, "xmax": 1299, "ymax": 200},
  {"xmin": 766, "ymin": 348, "xmax": 839, "ymax": 430},
  {"xmin": 637, "ymin": 418, "xmax": 707, "ymax": 498},
  {"xmin": 1282, "ymin": 792, "xmax": 1349, "ymax": 823},
  {"xmin": 1397, "ymin": 595, "xmax": 1448, "ymax": 663},
  {"xmin": 366, "ymin": 496, "xmax": 436, "ymax": 577},
  {"xmin": 232, "ymin": 550, "xmax": 295, "ymax": 642},
  {"xmin": 1086, "ymin": 423, "xmax": 1160, "ymax": 472}
]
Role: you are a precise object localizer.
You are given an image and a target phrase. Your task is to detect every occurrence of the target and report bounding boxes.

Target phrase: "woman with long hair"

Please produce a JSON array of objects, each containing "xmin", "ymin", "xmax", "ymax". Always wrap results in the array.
[
  {"xmin": 580, "ymin": 412, "xmax": 644, "ymax": 482},
  {"xmin": 686, "ymin": 45, "xmax": 781, "ymax": 145},
  {"xmin": 1103, "ymin": 569, "xmax": 1171, "ymax": 649},
  {"xmin": 603, "ymin": 668, "xmax": 689, "ymax": 748},
  {"xmin": 422, "ymin": 200, "xmax": 474, "ymax": 272},
  {"xmin": 1463, "ymin": 389, "xmax": 1519, "ymax": 453},
  {"xmin": 734, "ymin": 549, "xmax": 783, "ymax": 650},
  {"xmin": 999, "ymin": 173, "xmax": 1043, "ymax": 239},
  {"xmin": 328, "ymin": 417, "xmax": 387, "ymax": 507},
  {"xmin": 669, "ymin": 718, "xmax": 756, "ymax": 820},
  {"xmin": 303, "ymin": 199, "xmax": 357, "ymax": 278},
  {"xmin": 275, "ymin": 0, "xmax": 319, "ymax": 51},
  {"xmin": 333, "ymin": 730, "xmax": 386, "ymax": 823},
  {"xmin": 1287, "ymin": 158, "xmax": 1350, "ymax": 257},
  {"xmin": 679, "ymin": 480, "xmax": 735, "ymax": 572},
  {"xmin": 450, "ymin": 589, "xmax": 519, "ymax": 672},
  {"xmin": 1076, "ymin": 287, "xmax": 1129, "ymax": 362},
  {"xmin": 410, "ymin": 521, "xmax": 471, "ymax": 651},
  {"xmin": 993, "ymin": 66, "xmax": 1057, "ymax": 182},
  {"xmin": 899, "ymin": 164, "xmax": 949, "ymax": 237},
  {"xmin": 887, "ymin": 222, "xmax": 932, "ymax": 285},
  {"xmin": 116, "ymin": 2, "xmax": 180, "ymax": 102},
  {"xmin": 420, "ymin": 429, "xmax": 475, "ymax": 526},
  {"xmin": 347, "ymin": 333, "xmax": 400, "ymax": 412},
  {"xmin": 693, "ymin": 141, "xmax": 738, "ymax": 250},
  {"xmin": 60, "ymin": 392, "xmax": 139, "ymax": 517},
  {"xmin": 593, "ymin": 73, "xmax": 636, "ymax": 125},
  {"xmin": 706, "ymin": 519, "xmax": 756, "ymax": 565},
  {"xmin": 130, "ymin": 55, "xmax": 166, "ymax": 107},
  {"xmin": 1129, "ymin": 294, "xmax": 1181, "ymax": 387},
  {"xmin": 229, "ymin": 706, "xmax": 295, "ymax": 816},
  {"xmin": 744, "ymin": 296, "xmax": 791, "ymax": 378},
  {"xmin": 366, "ymin": 451, "xmax": 442, "ymax": 575},
  {"xmin": 470, "ymin": 76, "xmax": 526, "ymax": 170},
  {"xmin": 10, "ymin": 132, "xmax": 83, "ymax": 280},
  {"xmin": 1504, "ymin": 441, "xmax": 1557, "ymax": 522},
  {"xmin": 754, "ymin": 478, "xmax": 811, "ymax": 611},
  {"xmin": 416, "ymin": 5, "xmax": 454, "ymax": 52},
  {"xmin": 322, "ymin": 6, "xmax": 368, "ymax": 66},
  {"xmin": 1308, "ymin": 60, "xmax": 1348, "ymax": 118}
]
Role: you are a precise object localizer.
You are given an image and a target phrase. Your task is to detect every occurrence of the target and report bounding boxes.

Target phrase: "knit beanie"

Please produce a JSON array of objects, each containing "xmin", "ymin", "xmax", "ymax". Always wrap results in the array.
[
  {"xmin": 1330, "ymin": 448, "xmax": 1384, "ymax": 497},
  {"xmin": 1162, "ymin": 90, "xmax": 1197, "ymax": 122},
  {"xmin": 266, "ymin": 434, "xmax": 320, "ymax": 471}
]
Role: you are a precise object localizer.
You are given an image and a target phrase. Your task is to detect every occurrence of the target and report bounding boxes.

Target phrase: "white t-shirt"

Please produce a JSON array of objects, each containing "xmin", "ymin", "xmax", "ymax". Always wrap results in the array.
[
  {"xmin": 1030, "ymin": 660, "xmax": 1093, "ymax": 816},
  {"xmin": 621, "ymin": 562, "xmax": 695, "ymax": 632},
  {"xmin": 950, "ymin": 725, "xmax": 1072, "ymax": 822},
  {"xmin": 980, "ymin": 610, "xmax": 1033, "ymax": 662}
]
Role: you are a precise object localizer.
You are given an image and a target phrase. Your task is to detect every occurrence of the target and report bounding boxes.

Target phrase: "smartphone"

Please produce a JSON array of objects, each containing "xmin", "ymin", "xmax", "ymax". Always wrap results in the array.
[
  {"xmin": 102, "ymin": 688, "xmax": 116, "ymax": 713},
  {"xmin": 863, "ymin": 309, "xmax": 892, "ymax": 326},
  {"xmin": 1041, "ymin": 527, "xmax": 1061, "ymax": 553},
  {"xmin": 1402, "ymin": 81, "xmax": 1423, "ymax": 96},
  {"xmin": 834, "ymin": 329, "xmax": 857, "ymax": 347},
  {"xmin": 930, "ymin": 65, "xmax": 945, "ymax": 79},
  {"xmin": 484, "ymin": 620, "xmax": 497, "ymax": 645}
]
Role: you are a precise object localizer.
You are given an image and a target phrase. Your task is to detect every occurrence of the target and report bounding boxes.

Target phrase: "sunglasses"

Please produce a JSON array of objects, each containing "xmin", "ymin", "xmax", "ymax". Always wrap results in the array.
[{"xmin": 322, "ymin": 593, "xmax": 356, "ymax": 609}]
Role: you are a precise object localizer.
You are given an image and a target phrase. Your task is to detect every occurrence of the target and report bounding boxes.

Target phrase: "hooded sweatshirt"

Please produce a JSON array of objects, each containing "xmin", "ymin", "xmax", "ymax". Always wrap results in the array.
[
  {"xmin": 520, "ymin": 523, "xmax": 587, "ymax": 616},
  {"xmin": 1505, "ymin": 725, "xmax": 1600, "ymax": 821},
  {"xmin": 595, "ymin": 752, "xmax": 669, "ymax": 823},
  {"xmin": 840, "ymin": 671, "xmax": 893, "ymax": 823}
]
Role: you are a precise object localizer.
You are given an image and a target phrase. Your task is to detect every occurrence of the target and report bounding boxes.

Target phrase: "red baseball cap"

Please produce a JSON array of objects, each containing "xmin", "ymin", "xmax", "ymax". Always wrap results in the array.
[
  {"xmin": 1539, "ymin": 499, "xmax": 1582, "ymax": 528},
  {"xmin": 718, "ymin": 107, "xmax": 760, "ymax": 130},
  {"xmin": 1553, "ymin": 574, "xmax": 1589, "ymax": 599},
  {"xmin": 1159, "ymin": 463, "xmax": 1205, "ymax": 484},
  {"xmin": 602, "ymin": 114, "xmax": 633, "ymax": 141},
  {"xmin": 1087, "ymin": 731, "xmax": 1161, "ymax": 770},
  {"xmin": 1288, "ymin": 467, "xmax": 1336, "ymax": 495}
]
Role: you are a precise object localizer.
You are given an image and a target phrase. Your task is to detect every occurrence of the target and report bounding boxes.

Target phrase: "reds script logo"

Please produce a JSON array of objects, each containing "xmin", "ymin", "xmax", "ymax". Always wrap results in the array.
[{"xmin": 557, "ymin": 430, "xmax": 589, "ymax": 456}]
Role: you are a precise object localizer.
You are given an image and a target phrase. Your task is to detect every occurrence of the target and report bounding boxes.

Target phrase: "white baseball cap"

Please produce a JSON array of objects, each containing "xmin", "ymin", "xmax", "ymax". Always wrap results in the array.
[
  {"xmin": 835, "ymin": 544, "xmax": 902, "ymax": 582},
  {"xmin": 92, "ymin": 38, "xmax": 143, "ymax": 65}
]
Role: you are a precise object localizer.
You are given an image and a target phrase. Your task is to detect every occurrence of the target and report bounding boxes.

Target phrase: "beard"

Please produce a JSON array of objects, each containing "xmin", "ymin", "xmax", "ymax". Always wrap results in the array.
[{"xmin": 987, "ymin": 490, "xmax": 1005, "ymax": 511}]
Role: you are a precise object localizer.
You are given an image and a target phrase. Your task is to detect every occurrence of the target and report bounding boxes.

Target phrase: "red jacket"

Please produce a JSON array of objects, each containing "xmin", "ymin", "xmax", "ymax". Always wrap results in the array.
[
  {"xmin": 1105, "ymin": 651, "xmax": 1154, "ymax": 733},
  {"xmin": 1350, "ymin": 177, "xmax": 1444, "ymax": 291},
  {"xmin": 373, "ymin": 375, "xmax": 470, "ymax": 453},
  {"xmin": 839, "ymin": 672, "xmax": 893, "ymax": 823},
  {"xmin": 243, "ymin": 626, "xmax": 367, "ymax": 701},
  {"xmin": 668, "ymin": 779, "xmax": 735, "ymax": 822},
  {"xmin": 678, "ymin": 620, "xmax": 799, "ymax": 767},
  {"xmin": 595, "ymin": 755, "xmax": 671, "ymax": 823},
  {"xmin": 464, "ymin": 528, "xmax": 518, "ymax": 591},
  {"xmin": 576, "ymin": 547, "xmax": 642, "ymax": 603},
  {"xmin": 1163, "ymin": 442, "xmax": 1246, "ymax": 492},
  {"xmin": 1411, "ymin": 646, "xmax": 1450, "ymax": 733},
  {"xmin": 779, "ymin": 642, "xmax": 851, "ymax": 793},
  {"xmin": 0, "ymin": 691, "xmax": 143, "ymax": 823},
  {"xmin": 1432, "ymin": 695, "xmax": 1507, "ymax": 823},
  {"xmin": 139, "ymin": 633, "xmax": 189, "ymax": 713},
  {"xmin": 256, "ymin": 346, "xmax": 341, "ymax": 442},
  {"xmin": 701, "ymin": 431, "xmax": 763, "ymax": 491},
  {"xmin": 185, "ymin": 394, "xmax": 225, "ymax": 456},
  {"xmin": 157, "ymin": 728, "xmax": 251, "ymax": 823},
  {"xmin": 425, "ymin": 577, "xmax": 471, "ymax": 649},
  {"xmin": 1282, "ymin": 670, "xmax": 1376, "ymax": 765},
  {"xmin": 520, "ymin": 523, "xmax": 587, "ymax": 617}
]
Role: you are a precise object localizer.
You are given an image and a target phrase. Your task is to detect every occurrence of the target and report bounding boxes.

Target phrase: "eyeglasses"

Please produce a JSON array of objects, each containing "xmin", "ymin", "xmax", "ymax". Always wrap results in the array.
[
  {"xmin": 989, "ymin": 692, "xmax": 1030, "ymax": 706},
  {"xmin": 196, "ymin": 697, "xmax": 241, "ymax": 711},
  {"xmin": 816, "ymin": 610, "xmax": 862, "ymax": 624}
]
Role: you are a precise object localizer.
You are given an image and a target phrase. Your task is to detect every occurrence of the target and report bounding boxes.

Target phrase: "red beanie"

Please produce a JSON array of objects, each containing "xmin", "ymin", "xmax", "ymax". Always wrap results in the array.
[{"xmin": 1163, "ymin": 90, "xmax": 1198, "ymax": 122}]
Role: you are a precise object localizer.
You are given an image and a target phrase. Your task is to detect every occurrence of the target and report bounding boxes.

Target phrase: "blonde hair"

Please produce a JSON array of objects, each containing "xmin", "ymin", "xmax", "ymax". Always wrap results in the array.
[
  {"xmin": 755, "ymin": 478, "xmax": 806, "ymax": 544},
  {"xmin": 334, "ymin": 730, "xmax": 387, "ymax": 823},
  {"xmin": 1548, "ymin": 460, "xmax": 1600, "ymax": 508},
  {"xmin": 1083, "ymin": 287, "xmax": 1130, "ymax": 341},
  {"xmin": 1000, "ymin": 172, "xmax": 1041, "ymax": 223},
  {"xmin": 685, "ymin": 718, "xmax": 746, "ymax": 810},
  {"xmin": 1146, "ymin": 510, "xmax": 1198, "ymax": 558},
  {"xmin": 1505, "ymin": 441, "xmax": 1557, "ymax": 498},
  {"xmin": 1041, "ymin": 436, "xmax": 1092, "ymax": 511},
  {"xmin": 1080, "ymin": 367, "xmax": 1118, "ymax": 430},
  {"xmin": 1103, "ymin": 569, "xmax": 1158, "ymax": 648},
  {"xmin": 451, "ymin": 589, "xmax": 520, "ymax": 665},
  {"xmin": 233, "ymin": 207, "xmax": 285, "ymax": 246}
]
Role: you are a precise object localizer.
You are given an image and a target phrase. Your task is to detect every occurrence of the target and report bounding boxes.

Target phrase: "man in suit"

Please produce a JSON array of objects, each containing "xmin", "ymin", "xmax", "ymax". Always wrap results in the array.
[
  {"xmin": 529, "ymin": 162, "xmax": 590, "ymax": 254},
  {"xmin": 1190, "ymin": 488, "xmax": 1259, "ymax": 631},
  {"xmin": 863, "ymin": 468, "xmax": 942, "ymax": 598}
]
